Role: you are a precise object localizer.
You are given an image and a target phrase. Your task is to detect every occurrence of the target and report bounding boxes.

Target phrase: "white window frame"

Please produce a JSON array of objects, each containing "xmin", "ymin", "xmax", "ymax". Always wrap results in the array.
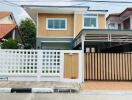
[
  {"xmin": 46, "ymin": 18, "xmax": 67, "ymax": 31},
  {"xmin": 83, "ymin": 14, "xmax": 98, "ymax": 29}
]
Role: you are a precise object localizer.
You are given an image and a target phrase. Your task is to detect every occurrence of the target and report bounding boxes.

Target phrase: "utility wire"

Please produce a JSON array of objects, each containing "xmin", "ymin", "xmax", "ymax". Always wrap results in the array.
[
  {"xmin": 5, "ymin": 0, "xmax": 132, "ymax": 3},
  {"xmin": 3, "ymin": 0, "xmax": 21, "ymax": 7},
  {"xmin": 1, "ymin": 0, "xmax": 89, "ymax": 2},
  {"xmin": 0, "ymin": 1, "xmax": 19, "ymax": 7},
  {"xmin": 1, "ymin": 0, "xmax": 132, "ymax": 8},
  {"xmin": 0, "ymin": 0, "xmax": 21, "ymax": 7}
]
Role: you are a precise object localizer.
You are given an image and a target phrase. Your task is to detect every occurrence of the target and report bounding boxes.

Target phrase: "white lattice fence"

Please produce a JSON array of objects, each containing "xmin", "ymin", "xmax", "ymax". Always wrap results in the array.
[
  {"xmin": 0, "ymin": 50, "xmax": 61, "ymax": 76},
  {"xmin": 0, "ymin": 50, "xmax": 38, "ymax": 75},
  {"xmin": 41, "ymin": 51, "xmax": 61, "ymax": 76}
]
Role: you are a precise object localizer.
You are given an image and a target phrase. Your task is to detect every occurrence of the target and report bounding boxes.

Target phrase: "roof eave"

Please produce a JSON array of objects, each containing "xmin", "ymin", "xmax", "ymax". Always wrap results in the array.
[
  {"xmin": 21, "ymin": 5, "xmax": 90, "ymax": 9},
  {"xmin": 22, "ymin": 5, "xmax": 89, "ymax": 22}
]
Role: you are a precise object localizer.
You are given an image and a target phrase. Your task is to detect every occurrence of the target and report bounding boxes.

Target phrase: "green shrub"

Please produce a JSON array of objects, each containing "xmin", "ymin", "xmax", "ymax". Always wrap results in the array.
[{"xmin": 1, "ymin": 39, "xmax": 18, "ymax": 49}]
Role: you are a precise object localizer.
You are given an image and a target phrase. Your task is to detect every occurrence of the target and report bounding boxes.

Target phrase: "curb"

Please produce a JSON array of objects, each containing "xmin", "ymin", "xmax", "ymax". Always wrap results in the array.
[
  {"xmin": 0, "ymin": 88, "xmax": 11, "ymax": 93},
  {"xmin": 32, "ymin": 88, "xmax": 54, "ymax": 93},
  {"xmin": 0, "ymin": 88, "xmax": 79, "ymax": 93}
]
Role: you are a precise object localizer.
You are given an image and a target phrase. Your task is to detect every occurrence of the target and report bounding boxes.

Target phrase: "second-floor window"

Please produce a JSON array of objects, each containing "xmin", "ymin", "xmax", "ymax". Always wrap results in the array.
[
  {"xmin": 83, "ymin": 14, "xmax": 98, "ymax": 29},
  {"xmin": 46, "ymin": 18, "xmax": 67, "ymax": 30}
]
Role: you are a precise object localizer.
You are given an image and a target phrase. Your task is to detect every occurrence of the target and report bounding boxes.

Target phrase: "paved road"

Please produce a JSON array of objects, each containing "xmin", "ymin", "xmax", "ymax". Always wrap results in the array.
[{"xmin": 0, "ymin": 92, "xmax": 132, "ymax": 100}]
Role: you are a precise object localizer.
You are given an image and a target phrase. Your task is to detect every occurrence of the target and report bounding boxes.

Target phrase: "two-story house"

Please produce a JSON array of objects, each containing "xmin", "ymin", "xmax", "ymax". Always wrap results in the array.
[
  {"xmin": 22, "ymin": 5, "xmax": 107, "ymax": 50},
  {"xmin": 22, "ymin": 5, "xmax": 132, "ymax": 53},
  {"xmin": 2, "ymin": 5, "xmax": 132, "ymax": 82},
  {"xmin": 107, "ymin": 8, "xmax": 132, "ymax": 30}
]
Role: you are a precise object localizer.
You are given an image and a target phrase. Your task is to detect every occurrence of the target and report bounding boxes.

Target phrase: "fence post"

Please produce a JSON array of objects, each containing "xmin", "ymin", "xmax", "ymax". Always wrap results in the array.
[
  {"xmin": 81, "ymin": 35, "xmax": 85, "ymax": 83},
  {"xmin": 37, "ymin": 50, "xmax": 43, "ymax": 81},
  {"xmin": 60, "ymin": 51, "xmax": 64, "ymax": 81},
  {"xmin": 78, "ymin": 51, "xmax": 84, "ymax": 83}
]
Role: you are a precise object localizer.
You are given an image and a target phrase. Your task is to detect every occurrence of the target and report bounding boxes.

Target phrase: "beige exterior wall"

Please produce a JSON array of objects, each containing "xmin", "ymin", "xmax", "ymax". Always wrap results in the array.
[
  {"xmin": 37, "ymin": 13, "xmax": 106, "ymax": 38},
  {"xmin": 98, "ymin": 14, "xmax": 106, "ymax": 29},
  {"xmin": 74, "ymin": 14, "xmax": 83, "ymax": 37},
  {"xmin": 74, "ymin": 14, "xmax": 106, "ymax": 37},
  {"xmin": 38, "ymin": 13, "xmax": 74, "ymax": 38},
  {"xmin": 0, "ymin": 16, "xmax": 14, "ymax": 24}
]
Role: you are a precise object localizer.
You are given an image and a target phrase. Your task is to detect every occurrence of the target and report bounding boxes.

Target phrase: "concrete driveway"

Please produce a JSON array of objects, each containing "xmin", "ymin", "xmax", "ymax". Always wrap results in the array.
[{"xmin": 81, "ymin": 81, "xmax": 132, "ymax": 90}]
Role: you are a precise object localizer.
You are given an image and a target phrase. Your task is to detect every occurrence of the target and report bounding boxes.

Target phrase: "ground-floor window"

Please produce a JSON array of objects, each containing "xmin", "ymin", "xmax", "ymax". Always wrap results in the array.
[{"xmin": 41, "ymin": 41, "xmax": 72, "ymax": 50}]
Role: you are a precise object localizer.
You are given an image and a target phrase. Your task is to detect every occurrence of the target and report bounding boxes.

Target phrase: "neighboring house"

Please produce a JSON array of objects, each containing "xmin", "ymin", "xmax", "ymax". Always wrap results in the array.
[
  {"xmin": 0, "ymin": 12, "xmax": 23, "ymax": 47},
  {"xmin": 107, "ymin": 8, "xmax": 132, "ymax": 30},
  {"xmin": 22, "ymin": 5, "xmax": 107, "ymax": 50}
]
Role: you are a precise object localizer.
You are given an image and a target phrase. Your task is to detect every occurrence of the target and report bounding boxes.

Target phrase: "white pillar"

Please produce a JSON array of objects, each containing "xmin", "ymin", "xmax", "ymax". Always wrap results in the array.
[
  {"xmin": 130, "ymin": 16, "xmax": 132, "ymax": 30},
  {"xmin": 37, "ymin": 50, "xmax": 43, "ymax": 81},
  {"xmin": 121, "ymin": 23, "xmax": 124, "ymax": 30},
  {"xmin": 12, "ymin": 30, "xmax": 15, "ymax": 40},
  {"xmin": 73, "ymin": 12, "xmax": 76, "ymax": 38},
  {"xmin": 81, "ymin": 35, "xmax": 85, "ymax": 82},
  {"xmin": 0, "ymin": 42, "xmax": 1, "ymax": 49},
  {"xmin": 79, "ymin": 51, "xmax": 83, "ymax": 83}
]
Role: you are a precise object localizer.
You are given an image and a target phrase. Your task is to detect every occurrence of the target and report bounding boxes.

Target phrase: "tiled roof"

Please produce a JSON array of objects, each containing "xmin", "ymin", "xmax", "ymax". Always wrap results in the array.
[
  {"xmin": 0, "ymin": 24, "xmax": 16, "ymax": 40},
  {"xmin": 0, "ymin": 12, "xmax": 11, "ymax": 19}
]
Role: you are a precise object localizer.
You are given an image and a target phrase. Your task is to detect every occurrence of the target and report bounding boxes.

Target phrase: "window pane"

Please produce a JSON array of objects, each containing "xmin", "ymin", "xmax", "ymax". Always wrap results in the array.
[
  {"xmin": 54, "ymin": 20, "xmax": 59, "ymax": 29},
  {"xmin": 91, "ymin": 18, "xmax": 96, "ymax": 27},
  {"xmin": 84, "ymin": 17, "xmax": 97, "ymax": 28},
  {"xmin": 47, "ymin": 19, "xmax": 66, "ymax": 29},
  {"xmin": 84, "ymin": 18, "xmax": 90, "ymax": 27},
  {"xmin": 48, "ymin": 20, "xmax": 53, "ymax": 28},
  {"xmin": 84, "ymin": 14, "xmax": 97, "ymax": 16},
  {"xmin": 60, "ymin": 20, "xmax": 65, "ymax": 28}
]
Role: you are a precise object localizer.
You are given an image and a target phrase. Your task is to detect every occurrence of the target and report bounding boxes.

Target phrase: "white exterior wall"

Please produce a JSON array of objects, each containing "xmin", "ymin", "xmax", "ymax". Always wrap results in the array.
[
  {"xmin": 107, "ymin": 20, "xmax": 118, "ymax": 30},
  {"xmin": 0, "ymin": 16, "xmax": 14, "ymax": 24}
]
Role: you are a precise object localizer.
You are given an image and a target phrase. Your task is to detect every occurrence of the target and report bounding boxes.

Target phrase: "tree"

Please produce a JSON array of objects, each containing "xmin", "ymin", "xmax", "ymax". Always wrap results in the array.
[
  {"xmin": 19, "ymin": 18, "xmax": 36, "ymax": 49},
  {"xmin": 1, "ymin": 38, "xmax": 18, "ymax": 49}
]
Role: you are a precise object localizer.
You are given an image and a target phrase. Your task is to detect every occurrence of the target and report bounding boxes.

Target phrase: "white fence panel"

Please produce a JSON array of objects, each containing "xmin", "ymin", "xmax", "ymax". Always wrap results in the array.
[
  {"xmin": 0, "ymin": 49, "xmax": 83, "ymax": 82},
  {"xmin": 0, "ymin": 50, "xmax": 38, "ymax": 75},
  {"xmin": 41, "ymin": 51, "xmax": 61, "ymax": 76},
  {"xmin": 0, "ymin": 50, "xmax": 61, "ymax": 76}
]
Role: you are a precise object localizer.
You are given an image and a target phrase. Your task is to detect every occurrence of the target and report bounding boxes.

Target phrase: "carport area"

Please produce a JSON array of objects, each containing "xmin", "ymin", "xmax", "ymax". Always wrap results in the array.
[
  {"xmin": 74, "ymin": 29, "xmax": 132, "ymax": 82},
  {"xmin": 73, "ymin": 29, "xmax": 132, "ymax": 53},
  {"xmin": 84, "ymin": 41, "xmax": 132, "ymax": 53}
]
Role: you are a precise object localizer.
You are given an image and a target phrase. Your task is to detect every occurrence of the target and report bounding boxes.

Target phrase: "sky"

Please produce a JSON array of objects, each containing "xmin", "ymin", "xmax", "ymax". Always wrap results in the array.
[{"xmin": 0, "ymin": 0, "xmax": 132, "ymax": 24}]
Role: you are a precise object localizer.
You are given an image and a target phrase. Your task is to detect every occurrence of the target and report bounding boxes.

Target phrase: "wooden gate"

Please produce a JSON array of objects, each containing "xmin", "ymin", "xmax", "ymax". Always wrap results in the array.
[
  {"xmin": 85, "ymin": 53, "xmax": 132, "ymax": 81},
  {"xmin": 64, "ymin": 53, "xmax": 79, "ymax": 79}
]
